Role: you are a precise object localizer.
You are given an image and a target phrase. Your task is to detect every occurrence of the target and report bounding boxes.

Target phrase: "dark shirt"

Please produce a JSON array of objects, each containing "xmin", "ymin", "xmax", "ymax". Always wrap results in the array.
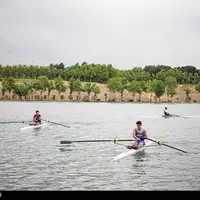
[{"xmin": 164, "ymin": 110, "xmax": 170, "ymax": 116}]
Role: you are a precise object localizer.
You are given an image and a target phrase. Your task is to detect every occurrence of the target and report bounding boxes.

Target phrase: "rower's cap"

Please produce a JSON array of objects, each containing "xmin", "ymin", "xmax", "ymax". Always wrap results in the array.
[{"xmin": 136, "ymin": 121, "xmax": 142, "ymax": 125}]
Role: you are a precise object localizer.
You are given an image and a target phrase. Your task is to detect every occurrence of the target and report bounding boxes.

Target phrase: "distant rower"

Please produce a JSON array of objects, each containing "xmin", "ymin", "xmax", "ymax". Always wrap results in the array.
[
  {"xmin": 164, "ymin": 107, "xmax": 171, "ymax": 116},
  {"xmin": 33, "ymin": 110, "xmax": 42, "ymax": 125}
]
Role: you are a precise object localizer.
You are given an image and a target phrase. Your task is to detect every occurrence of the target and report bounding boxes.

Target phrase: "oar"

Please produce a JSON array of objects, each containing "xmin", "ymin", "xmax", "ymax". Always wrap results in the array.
[
  {"xmin": 0, "ymin": 120, "xmax": 32, "ymax": 124},
  {"xmin": 171, "ymin": 113, "xmax": 188, "ymax": 118},
  {"xmin": 60, "ymin": 138, "xmax": 136, "ymax": 144},
  {"xmin": 144, "ymin": 137, "xmax": 188, "ymax": 153},
  {"xmin": 42, "ymin": 119, "xmax": 70, "ymax": 128}
]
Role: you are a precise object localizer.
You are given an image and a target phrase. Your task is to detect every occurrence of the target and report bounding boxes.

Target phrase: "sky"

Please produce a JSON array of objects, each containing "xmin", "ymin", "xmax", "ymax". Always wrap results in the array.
[{"xmin": 0, "ymin": 0, "xmax": 200, "ymax": 69}]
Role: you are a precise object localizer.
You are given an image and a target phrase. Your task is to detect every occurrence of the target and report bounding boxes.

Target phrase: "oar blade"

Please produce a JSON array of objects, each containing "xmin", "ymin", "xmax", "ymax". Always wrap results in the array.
[
  {"xmin": 162, "ymin": 143, "xmax": 188, "ymax": 153},
  {"xmin": 60, "ymin": 141, "xmax": 73, "ymax": 144}
]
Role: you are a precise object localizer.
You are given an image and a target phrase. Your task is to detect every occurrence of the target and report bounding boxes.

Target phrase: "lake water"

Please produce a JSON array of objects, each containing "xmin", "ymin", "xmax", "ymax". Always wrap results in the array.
[{"xmin": 0, "ymin": 101, "xmax": 200, "ymax": 190}]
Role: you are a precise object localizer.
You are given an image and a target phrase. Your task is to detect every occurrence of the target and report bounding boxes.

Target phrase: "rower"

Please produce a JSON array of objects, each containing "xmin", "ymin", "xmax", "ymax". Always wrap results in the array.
[
  {"xmin": 127, "ymin": 121, "xmax": 147, "ymax": 149},
  {"xmin": 164, "ymin": 107, "xmax": 171, "ymax": 116},
  {"xmin": 33, "ymin": 110, "xmax": 42, "ymax": 125}
]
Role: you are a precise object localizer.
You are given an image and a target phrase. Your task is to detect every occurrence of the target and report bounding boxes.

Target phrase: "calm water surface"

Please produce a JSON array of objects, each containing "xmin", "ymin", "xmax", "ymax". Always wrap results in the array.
[{"xmin": 0, "ymin": 102, "xmax": 200, "ymax": 190}]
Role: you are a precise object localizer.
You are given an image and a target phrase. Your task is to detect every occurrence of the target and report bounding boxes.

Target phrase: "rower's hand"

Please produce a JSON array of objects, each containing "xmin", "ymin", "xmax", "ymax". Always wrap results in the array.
[{"xmin": 157, "ymin": 141, "xmax": 163, "ymax": 145}]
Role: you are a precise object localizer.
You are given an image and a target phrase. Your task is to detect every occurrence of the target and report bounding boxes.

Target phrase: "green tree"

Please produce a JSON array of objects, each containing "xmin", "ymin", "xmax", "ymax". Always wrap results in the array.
[
  {"xmin": 2, "ymin": 80, "xmax": 8, "ymax": 96},
  {"xmin": 135, "ymin": 81, "xmax": 144, "ymax": 102},
  {"xmin": 108, "ymin": 77, "xmax": 127, "ymax": 101},
  {"xmin": 152, "ymin": 79, "xmax": 165, "ymax": 102},
  {"xmin": 146, "ymin": 80, "xmax": 155, "ymax": 102},
  {"xmin": 68, "ymin": 78, "xmax": 76, "ymax": 100},
  {"xmin": 126, "ymin": 81, "xmax": 138, "ymax": 102},
  {"xmin": 92, "ymin": 84, "xmax": 101, "ymax": 100},
  {"xmin": 3, "ymin": 77, "xmax": 15, "ymax": 99},
  {"xmin": 36, "ymin": 76, "xmax": 49, "ymax": 99},
  {"xmin": 1, "ymin": 87, "xmax": 6, "ymax": 99},
  {"xmin": 184, "ymin": 88, "xmax": 191, "ymax": 102},
  {"xmin": 38, "ymin": 76, "xmax": 49, "ymax": 89},
  {"xmin": 32, "ymin": 79, "xmax": 43, "ymax": 100},
  {"xmin": 165, "ymin": 76, "xmax": 178, "ymax": 102},
  {"xmin": 104, "ymin": 93, "xmax": 107, "ymax": 102},
  {"xmin": 46, "ymin": 80, "xmax": 55, "ymax": 100},
  {"xmin": 82, "ymin": 82, "xmax": 95, "ymax": 101},
  {"xmin": 195, "ymin": 83, "xmax": 200, "ymax": 93},
  {"xmin": 13, "ymin": 83, "xmax": 30, "ymax": 100},
  {"xmin": 73, "ymin": 79, "xmax": 83, "ymax": 101},
  {"xmin": 54, "ymin": 76, "xmax": 67, "ymax": 99}
]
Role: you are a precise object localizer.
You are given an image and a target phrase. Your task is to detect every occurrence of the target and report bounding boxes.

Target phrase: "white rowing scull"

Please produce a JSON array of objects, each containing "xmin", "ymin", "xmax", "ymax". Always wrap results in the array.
[
  {"xmin": 21, "ymin": 123, "xmax": 49, "ymax": 131},
  {"xmin": 114, "ymin": 140, "xmax": 153, "ymax": 161}
]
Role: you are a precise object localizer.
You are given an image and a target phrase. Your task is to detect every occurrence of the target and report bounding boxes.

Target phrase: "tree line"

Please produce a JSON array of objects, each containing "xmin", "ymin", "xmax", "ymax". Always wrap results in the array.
[
  {"xmin": 1, "ymin": 76, "xmax": 101, "ymax": 101},
  {"xmin": 1, "ymin": 75, "xmax": 200, "ymax": 102},
  {"xmin": 0, "ymin": 63, "xmax": 200, "ymax": 84}
]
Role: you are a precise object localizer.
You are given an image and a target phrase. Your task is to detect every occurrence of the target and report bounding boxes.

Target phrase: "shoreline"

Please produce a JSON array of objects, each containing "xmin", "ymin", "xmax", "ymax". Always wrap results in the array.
[
  {"xmin": 1, "ymin": 81, "xmax": 200, "ymax": 103},
  {"xmin": 0, "ymin": 99, "xmax": 199, "ymax": 104}
]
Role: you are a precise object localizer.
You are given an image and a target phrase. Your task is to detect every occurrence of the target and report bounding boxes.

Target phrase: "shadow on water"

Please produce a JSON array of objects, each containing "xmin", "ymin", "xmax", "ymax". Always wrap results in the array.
[
  {"xmin": 132, "ymin": 151, "xmax": 146, "ymax": 162},
  {"xmin": 57, "ymin": 144, "xmax": 74, "ymax": 152},
  {"xmin": 131, "ymin": 151, "xmax": 151, "ymax": 176},
  {"xmin": 59, "ymin": 147, "xmax": 73, "ymax": 152},
  {"xmin": 33, "ymin": 128, "xmax": 42, "ymax": 135}
]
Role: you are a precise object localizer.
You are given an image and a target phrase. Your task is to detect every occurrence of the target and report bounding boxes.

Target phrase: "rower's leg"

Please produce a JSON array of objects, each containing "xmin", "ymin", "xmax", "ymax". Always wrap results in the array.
[
  {"xmin": 126, "ymin": 141, "xmax": 139, "ymax": 149},
  {"xmin": 137, "ymin": 141, "xmax": 145, "ymax": 149}
]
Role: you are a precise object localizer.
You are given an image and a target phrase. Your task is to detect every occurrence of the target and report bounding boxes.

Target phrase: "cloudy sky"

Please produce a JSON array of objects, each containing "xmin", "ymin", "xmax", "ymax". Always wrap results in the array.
[{"xmin": 0, "ymin": 0, "xmax": 199, "ymax": 69}]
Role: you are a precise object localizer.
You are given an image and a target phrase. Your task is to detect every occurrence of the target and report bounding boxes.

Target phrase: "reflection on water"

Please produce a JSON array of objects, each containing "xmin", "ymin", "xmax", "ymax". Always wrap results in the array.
[
  {"xmin": 33, "ymin": 128, "xmax": 42, "ymax": 135},
  {"xmin": 58, "ymin": 144, "xmax": 74, "ymax": 152},
  {"xmin": 59, "ymin": 147, "xmax": 73, "ymax": 152},
  {"xmin": 133, "ymin": 151, "xmax": 146, "ymax": 161}
]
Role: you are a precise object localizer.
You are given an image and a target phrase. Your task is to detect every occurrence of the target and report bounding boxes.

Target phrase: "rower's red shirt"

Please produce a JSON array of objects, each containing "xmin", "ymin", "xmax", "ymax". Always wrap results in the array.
[{"xmin": 33, "ymin": 113, "xmax": 41, "ymax": 120}]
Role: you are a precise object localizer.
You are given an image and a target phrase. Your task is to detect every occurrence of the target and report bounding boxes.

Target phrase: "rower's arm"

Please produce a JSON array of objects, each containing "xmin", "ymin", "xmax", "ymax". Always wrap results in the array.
[
  {"xmin": 144, "ymin": 129, "xmax": 147, "ymax": 138},
  {"xmin": 133, "ymin": 128, "xmax": 140, "ymax": 140}
]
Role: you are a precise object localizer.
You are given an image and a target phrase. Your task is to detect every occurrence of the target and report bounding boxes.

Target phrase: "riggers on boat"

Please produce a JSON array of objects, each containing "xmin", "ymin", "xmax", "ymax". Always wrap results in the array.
[
  {"xmin": 114, "ymin": 140, "xmax": 153, "ymax": 161},
  {"xmin": 21, "ymin": 123, "xmax": 49, "ymax": 131}
]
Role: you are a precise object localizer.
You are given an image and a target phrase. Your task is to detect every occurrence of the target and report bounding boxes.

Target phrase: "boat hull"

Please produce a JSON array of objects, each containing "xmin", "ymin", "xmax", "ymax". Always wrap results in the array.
[
  {"xmin": 114, "ymin": 140, "xmax": 153, "ymax": 161},
  {"xmin": 162, "ymin": 115, "xmax": 174, "ymax": 118},
  {"xmin": 21, "ymin": 123, "xmax": 49, "ymax": 131}
]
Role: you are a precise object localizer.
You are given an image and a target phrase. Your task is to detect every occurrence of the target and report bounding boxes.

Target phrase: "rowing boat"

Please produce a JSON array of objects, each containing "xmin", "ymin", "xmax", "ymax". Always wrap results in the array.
[
  {"xmin": 161, "ymin": 115, "xmax": 179, "ymax": 118},
  {"xmin": 21, "ymin": 123, "xmax": 49, "ymax": 131},
  {"xmin": 114, "ymin": 140, "xmax": 153, "ymax": 161},
  {"xmin": 162, "ymin": 115, "xmax": 173, "ymax": 118}
]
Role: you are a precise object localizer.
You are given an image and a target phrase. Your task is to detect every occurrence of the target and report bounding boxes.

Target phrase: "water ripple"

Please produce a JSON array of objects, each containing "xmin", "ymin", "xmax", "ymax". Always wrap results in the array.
[{"xmin": 1, "ymin": 102, "xmax": 200, "ymax": 190}]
